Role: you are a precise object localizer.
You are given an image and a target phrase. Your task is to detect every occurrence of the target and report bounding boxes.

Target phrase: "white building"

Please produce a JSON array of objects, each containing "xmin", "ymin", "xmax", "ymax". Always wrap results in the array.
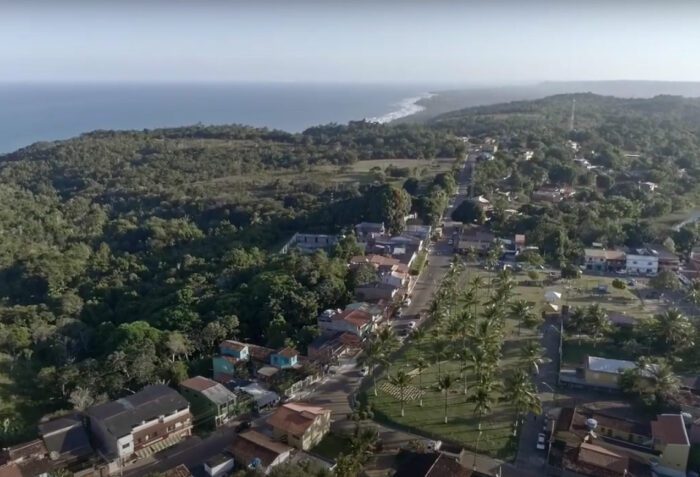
[{"xmin": 626, "ymin": 248, "xmax": 659, "ymax": 276}]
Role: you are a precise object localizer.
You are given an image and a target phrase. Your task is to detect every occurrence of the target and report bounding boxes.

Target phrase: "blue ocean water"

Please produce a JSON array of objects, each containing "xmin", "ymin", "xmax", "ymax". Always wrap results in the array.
[{"xmin": 0, "ymin": 82, "xmax": 433, "ymax": 154}]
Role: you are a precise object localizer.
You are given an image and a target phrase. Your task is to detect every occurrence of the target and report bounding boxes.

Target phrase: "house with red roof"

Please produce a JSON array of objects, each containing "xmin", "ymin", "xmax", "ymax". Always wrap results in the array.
[{"xmin": 266, "ymin": 403, "xmax": 331, "ymax": 450}]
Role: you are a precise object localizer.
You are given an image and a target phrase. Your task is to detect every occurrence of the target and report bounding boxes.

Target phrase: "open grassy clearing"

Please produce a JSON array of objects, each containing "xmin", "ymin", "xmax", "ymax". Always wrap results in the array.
[{"xmin": 367, "ymin": 265, "xmax": 541, "ymax": 459}]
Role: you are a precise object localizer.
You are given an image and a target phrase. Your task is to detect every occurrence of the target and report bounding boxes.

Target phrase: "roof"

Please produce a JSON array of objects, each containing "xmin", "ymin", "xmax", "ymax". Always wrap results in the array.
[
  {"xmin": 586, "ymin": 356, "xmax": 636, "ymax": 375},
  {"xmin": 336, "ymin": 309, "xmax": 372, "ymax": 328},
  {"xmin": 584, "ymin": 248, "xmax": 626, "ymax": 260},
  {"xmin": 205, "ymin": 453, "xmax": 233, "ymax": 468},
  {"xmin": 180, "ymin": 376, "xmax": 236, "ymax": 406},
  {"xmin": 267, "ymin": 403, "xmax": 330, "ymax": 436},
  {"xmin": 239, "ymin": 383, "xmax": 279, "ymax": 407},
  {"xmin": 576, "ymin": 443, "xmax": 629, "ymax": 475},
  {"xmin": 257, "ymin": 366, "xmax": 280, "ymax": 378},
  {"xmin": 607, "ymin": 313, "xmax": 637, "ymax": 327},
  {"xmin": 309, "ymin": 332, "xmax": 362, "ymax": 352},
  {"xmin": 5, "ymin": 439, "xmax": 46, "ymax": 461},
  {"xmin": 349, "ymin": 254, "xmax": 400, "ymax": 268},
  {"xmin": 0, "ymin": 465, "xmax": 22, "ymax": 477},
  {"xmin": 560, "ymin": 407, "xmax": 651, "ymax": 438},
  {"xmin": 276, "ymin": 347, "xmax": 298, "ymax": 359},
  {"xmin": 229, "ymin": 430, "xmax": 291, "ymax": 468},
  {"xmin": 394, "ymin": 451, "xmax": 470, "ymax": 477},
  {"xmin": 162, "ymin": 464, "xmax": 193, "ymax": 477},
  {"xmin": 220, "ymin": 340, "xmax": 248, "ymax": 353},
  {"xmin": 38, "ymin": 414, "xmax": 92, "ymax": 459},
  {"xmin": 87, "ymin": 385, "xmax": 189, "ymax": 439},
  {"xmin": 651, "ymin": 414, "xmax": 689, "ymax": 446}
]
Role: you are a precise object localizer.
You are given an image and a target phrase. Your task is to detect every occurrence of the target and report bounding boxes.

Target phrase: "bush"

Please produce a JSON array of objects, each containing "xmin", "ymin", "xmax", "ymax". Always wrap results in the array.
[{"xmin": 612, "ymin": 278, "xmax": 626, "ymax": 290}]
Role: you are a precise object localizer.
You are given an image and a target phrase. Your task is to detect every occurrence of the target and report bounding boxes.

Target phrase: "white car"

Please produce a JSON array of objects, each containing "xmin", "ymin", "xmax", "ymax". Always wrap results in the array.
[
  {"xmin": 536, "ymin": 433, "xmax": 546, "ymax": 450},
  {"xmin": 408, "ymin": 321, "xmax": 417, "ymax": 329}
]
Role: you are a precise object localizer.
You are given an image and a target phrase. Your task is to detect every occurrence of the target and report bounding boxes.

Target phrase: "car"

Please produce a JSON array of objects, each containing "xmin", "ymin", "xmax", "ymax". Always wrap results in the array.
[
  {"xmin": 423, "ymin": 439, "xmax": 442, "ymax": 451},
  {"xmin": 403, "ymin": 298, "xmax": 412, "ymax": 306},
  {"xmin": 627, "ymin": 279, "xmax": 637, "ymax": 286},
  {"xmin": 360, "ymin": 366, "xmax": 369, "ymax": 376},
  {"xmin": 536, "ymin": 433, "xmax": 546, "ymax": 450},
  {"xmin": 407, "ymin": 321, "xmax": 417, "ymax": 329}
]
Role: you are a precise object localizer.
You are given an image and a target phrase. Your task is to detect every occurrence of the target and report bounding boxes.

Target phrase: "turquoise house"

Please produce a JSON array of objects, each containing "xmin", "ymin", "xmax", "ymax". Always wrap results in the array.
[{"xmin": 270, "ymin": 347, "xmax": 299, "ymax": 369}]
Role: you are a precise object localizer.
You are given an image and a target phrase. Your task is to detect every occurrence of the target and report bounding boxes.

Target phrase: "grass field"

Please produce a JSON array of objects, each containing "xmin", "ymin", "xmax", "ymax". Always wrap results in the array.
[{"xmin": 367, "ymin": 265, "xmax": 542, "ymax": 459}]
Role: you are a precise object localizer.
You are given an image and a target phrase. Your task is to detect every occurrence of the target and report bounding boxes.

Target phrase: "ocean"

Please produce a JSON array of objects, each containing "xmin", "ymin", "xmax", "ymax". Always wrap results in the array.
[{"xmin": 0, "ymin": 82, "xmax": 434, "ymax": 154}]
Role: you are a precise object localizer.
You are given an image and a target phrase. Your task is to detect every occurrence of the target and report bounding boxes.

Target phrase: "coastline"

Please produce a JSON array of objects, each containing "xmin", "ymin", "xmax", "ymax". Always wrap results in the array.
[{"xmin": 366, "ymin": 92, "xmax": 436, "ymax": 124}]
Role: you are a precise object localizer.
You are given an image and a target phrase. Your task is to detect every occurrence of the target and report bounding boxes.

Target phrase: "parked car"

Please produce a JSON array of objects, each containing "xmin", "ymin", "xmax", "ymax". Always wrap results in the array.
[
  {"xmin": 536, "ymin": 433, "xmax": 546, "ymax": 450},
  {"xmin": 408, "ymin": 321, "xmax": 417, "ymax": 329},
  {"xmin": 235, "ymin": 420, "xmax": 252, "ymax": 433},
  {"xmin": 423, "ymin": 439, "xmax": 442, "ymax": 451}
]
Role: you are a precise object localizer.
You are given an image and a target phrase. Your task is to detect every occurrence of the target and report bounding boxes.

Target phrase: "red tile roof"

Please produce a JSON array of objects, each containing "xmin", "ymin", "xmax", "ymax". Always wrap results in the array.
[
  {"xmin": 276, "ymin": 347, "xmax": 298, "ymax": 358},
  {"xmin": 336, "ymin": 309, "xmax": 372, "ymax": 328},
  {"xmin": 651, "ymin": 414, "xmax": 689, "ymax": 445},
  {"xmin": 180, "ymin": 376, "xmax": 217, "ymax": 393},
  {"xmin": 266, "ymin": 403, "xmax": 330, "ymax": 436}
]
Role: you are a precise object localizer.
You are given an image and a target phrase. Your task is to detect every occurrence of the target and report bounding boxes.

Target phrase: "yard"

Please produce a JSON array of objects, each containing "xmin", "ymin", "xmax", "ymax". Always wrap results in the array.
[{"xmin": 366, "ymin": 265, "xmax": 542, "ymax": 459}]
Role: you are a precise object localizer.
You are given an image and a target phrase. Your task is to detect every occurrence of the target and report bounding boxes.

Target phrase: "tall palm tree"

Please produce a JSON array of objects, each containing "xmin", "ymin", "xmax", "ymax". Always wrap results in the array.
[
  {"xmin": 651, "ymin": 308, "xmax": 694, "ymax": 354},
  {"xmin": 567, "ymin": 306, "xmax": 587, "ymax": 345},
  {"xmin": 411, "ymin": 356, "xmax": 428, "ymax": 407},
  {"xmin": 469, "ymin": 375, "xmax": 497, "ymax": 425},
  {"xmin": 359, "ymin": 340, "xmax": 384, "ymax": 396},
  {"xmin": 432, "ymin": 346, "xmax": 450, "ymax": 381},
  {"xmin": 520, "ymin": 340, "xmax": 545, "ymax": 375},
  {"xmin": 388, "ymin": 371, "xmax": 412, "ymax": 417},
  {"xmin": 508, "ymin": 299, "xmax": 531, "ymax": 336},
  {"xmin": 503, "ymin": 369, "xmax": 542, "ymax": 428},
  {"xmin": 586, "ymin": 304, "xmax": 613, "ymax": 348},
  {"xmin": 437, "ymin": 374, "xmax": 455, "ymax": 423}
]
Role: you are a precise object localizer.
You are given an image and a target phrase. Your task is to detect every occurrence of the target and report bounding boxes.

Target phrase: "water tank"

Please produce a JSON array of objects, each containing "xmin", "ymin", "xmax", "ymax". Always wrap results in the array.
[{"xmin": 585, "ymin": 418, "xmax": 598, "ymax": 431}]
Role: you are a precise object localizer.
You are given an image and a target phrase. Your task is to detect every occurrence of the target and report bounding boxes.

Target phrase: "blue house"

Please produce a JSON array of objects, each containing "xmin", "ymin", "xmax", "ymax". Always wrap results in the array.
[
  {"xmin": 270, "ymin": 347, "xmax": 299, "ymax": 369},
  {"xmin": 220, "ymin": 340, "xmax": 250, "ymax": 360}
]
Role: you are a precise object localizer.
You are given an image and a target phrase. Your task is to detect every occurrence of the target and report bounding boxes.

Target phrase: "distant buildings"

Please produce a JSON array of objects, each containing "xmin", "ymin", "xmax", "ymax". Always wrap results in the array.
[{"xmin": 583, "ymin": 245, "xmax": 677, "ymax": 276}]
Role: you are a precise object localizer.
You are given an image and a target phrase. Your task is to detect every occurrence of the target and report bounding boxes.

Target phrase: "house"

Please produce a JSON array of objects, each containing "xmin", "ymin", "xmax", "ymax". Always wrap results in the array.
[
  {"xmin": 1, "ymin": 440, "xmax": 47, "ymax": 466},
  {"xmin": 266, "ymin": 403, "xmax": 331, "ymax": 450},
  {"xmin": 204, "ymin": 453, "xmax": 234, "ymax": 477},
  {"xmin": 212, "ymin": 340, "xmax": 279, "ymax": 382},
  {"xmin": 355, "ymin": 282, "xmax": 401, "ymax": 302},
  {"xmin": 344, "ymin": 301, "xmax": 391, "ymax": 322},
  {"xmin": 583, "ymin": 356, "xmax": 637, "ymax": 389},
  {"xmin": 584, "ymin": 248, "xmax": 626, "ymax": 273},
  {"xmin": 532, "ymin": 187, "xmax": 563, "ymax": 203},
  {"xmin": 650, "ymin": 245, "xmax": 680, "ymax": 272},
  {"xmin": 607, "ymin": 313, "xmax": 637, "ymax": 329},
  {"xmin": 38, "ymin": 413, "xmax": 93, "ymax": 464},
  {"xmin": 455, "ymin": 225, "xmax": 495, "ymax": 254},
  {"xmin": 639, "ymin": 181, "xmax": 658, "ymax": 192},
  {"xmin": 220, "ymin": 340, "xmax": 250, "ymax": 361},
  {"xmin": 349, "ymin": 254, "xmax": 401, "ymax": 271},
  {"xmin": 626, "ymin": 248, "xmax": 658, "ymax": 276},
  {"xmin": 229, "ymin": 430, "xmax": 292, "ymax": 475},
  {"xmin": 307, "ymin": 332, "xmax": 362, "ymax": 364},
  {"xmin": 270, "ymin": 347, "xmax": 299, "ymax": 369},
  {"xmin": 317, "ymin": 308, "xmax": 374, "ymax": 337},
  {"xmin": 179, "ymin": 376, "xmax": 238, "ymax": 428},
  {"xmin": 404, "ymin": 225, "xmax": 432, "ymax": 242},
  {"xmin": 650, "ymin": 414, "xmax": 689, "ymax": 476},
  {"xmin": 355, "ymin": 222, "xmax": 385, "ymax": 243},
  {"xmin": 86, "ymin": 385, "xmax": 192, "ymax": 462},
  {"xmin": 393, "ymin": 450, "xmax": 470, "ymax": 477},
  {"xmin": 561, "ymin": 442, "xmax": 635, "ymax": 477},
  {"xmin": 237, "ymin": 383, "xmax": 280, "ymax": 411},
  {"xmin": 279, "ymin": 233, "xmax": 339, "ymax": 254}
]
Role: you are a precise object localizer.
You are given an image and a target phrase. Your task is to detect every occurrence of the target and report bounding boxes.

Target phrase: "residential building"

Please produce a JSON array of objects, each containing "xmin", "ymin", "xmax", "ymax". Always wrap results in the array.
[
  {"xmin": 87, "ymin": 385, "xmax": 192, "ymax": 462},
  {"xmin": 626, "ymin": 248, "xmax": 659, "ymax": 276},
  {"xmin": 454, "ymin": 225, "xmax": 495, "ymax": 254},
  {"xmin": 354, "ymin": 282, "xmax": 401, "ymax": 302},
  {"xmin": 38, "ymin": 413, "xmax": 93, "ymax": 465},
  {"xmin": 583, "ymin": 248, "xmax": 626, "ymax": 272},
  {"xmin": 279, "ymin": 233, "xmax": 339, "ymax": 254},
  {"xmin": 307, "ymin": 332, "xmax": 362, "ymax": 364},
  {"xmin": 583, "ymin": 356, "xmax": 637, "ymax": 389},
  {"xmin": 266, "ymin": 403, "xmax": 331, "ymax": 450},
  {"xmin": 639, "ymin": 181, "xmax": 658, "ymax": 192},
  {"xmin": 355, "ymin": 222, "xmax": 385, "ymax": 243},
  {"xmin": 393, "ymin": 450, "xmax": 470, "ymax": 477},
  {"xmin": 237, "ymin": 383, "xmax": 280, "ymax": 411},
  {"xmin": 650, "ymin": 245, "xmax": 680, "ymax": 272},
  {"xmin": 204, "ymin": 453, "xmax": 234, "ymax": 477},
  {"xmin": 561, "ymin": 442, "xmax": 634, "ymax": 477},
  {"xmin": 212, "ymin": 340, "xmax": 274, "ymax": 382},
  {"xmin": 229, "ymin": 431, "xmax": 292, "ymax": 475},
  {"xmin": 179, "ymin": 376, "xmax": 238, "ymax": 428},
  {"xmin": 532, "ymin": 187, "xmax": 563, "ymax": 203},
  {"xmin": 317, "ymin": 308, "xmax": 374, "ymax": 337},
  {"xmin": 651, "ymin": 414, "xmax": 689, "ymax": 477},
  {"xmin": 404, "ymin": 224, "xmax": 432, "ymax": 242},
  {"xmin": 270, "ymin": 347, "xmax": 299, "ymax": 369}
]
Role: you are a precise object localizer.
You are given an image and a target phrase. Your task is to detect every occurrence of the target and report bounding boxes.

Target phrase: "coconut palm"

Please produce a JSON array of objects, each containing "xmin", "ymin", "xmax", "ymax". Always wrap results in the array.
[
  {"xmin": 437, "ymin": 374, "xmax": 455, "ymax": 423},
  {"xmin": 503, "ymin": 369, "xmax": 542, "ymax": 428},
  {"xmin": 567, "ymin": 306, "xmax": 587, "ymax": 345},
  {"xmin": 389, "ymin": 371, "xmax": 412, "ymax": 417},
  {"xmin": 522, "ymin": 310, "xmax": 544, "ymax": 332},
  {"xmin": 586, "ymin": 304, "xmax": 613, "ymax": 348},
  {"xmin": 359, "ymin": 340, "xmax": 384, "ymax": 396},
  {"xmin": 651, "ymin": 308, "xmax": 695, "ymax": 354},
  {"xmin": 411, "ymin": 356, "xmax": 428, "ymax": 407},
  {"xmin": 469, "ymin": 374, "xmax": 497, "ymax": 423},
  {"xmin": 520, "ymin": 340, "xmax": 545, "ymax": 375},
  {"xmin": 508, "ymin": 299, "xmax": 531, "ymax": 336},
  {"xmin": 432, "ymin": 346, "xmax": 450, "ymax": 381},
  {"xmin": 621, "ymin": 357, "xmax": 681, "ymax": 409}
]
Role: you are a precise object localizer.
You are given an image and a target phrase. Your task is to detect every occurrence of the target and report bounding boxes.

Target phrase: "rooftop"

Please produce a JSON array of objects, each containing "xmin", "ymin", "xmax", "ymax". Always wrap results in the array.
[
  {"xmin": 276, "ymin": 347, "xmax": 299, "ymax": 359},
  {"xmin": 584, "ymin": 248, "xmax": 626, "ymax": 260},
  {"xmin": 161, "ymin": 464, "xmax": 193, "ymax": 477},
  {"xmin": 87, "ymin": 385, "xmax": 189, "ymax": 439},
  {"xmin": 38, "ymin": 413, "xmax": 92, "ymax": 459},
  {"xmin": 586, "ymin": 356, "xmax": 636, "ymax": 375},
  {"xmin": 394, "ymin": 450, "xmax": 470, "ymax": 477},
  {"xmin": 577, "ymin": 443, "xmax": 628, "ymax": 475},
  {"xmin": 335, "ymin": 309, "xmax": 372, "ymax": 328},
  {"xmin": 266, "ymin": 403, "xmax": 329, "ymax": 436},
  {"xmin": 651, "ymin": 414, "xmax": 689, "ymax": 446},
  {"xmin": 229, "ymin": 430, "xmax": 291, "ymax": 468},
  {"xmin": 180, "ymin": 376, "xmax": 237, "ymax": 406}
]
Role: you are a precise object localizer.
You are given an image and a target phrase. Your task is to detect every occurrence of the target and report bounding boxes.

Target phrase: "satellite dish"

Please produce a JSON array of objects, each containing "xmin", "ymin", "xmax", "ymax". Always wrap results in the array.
[{"xmin": 585, "ymin": 418, "xmax": 598, "ymax": 430}]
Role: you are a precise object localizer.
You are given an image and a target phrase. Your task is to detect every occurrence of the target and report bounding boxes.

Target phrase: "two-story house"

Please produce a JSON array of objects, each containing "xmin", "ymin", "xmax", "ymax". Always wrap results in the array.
[
  {"xmin": 583, "ymin": 248, "xmax": 626, "ymax": 273},
  {"xmin": 317, "ymin": 308, "xmax": 373, "ymax": 338},
  {"xmin": 87, "ymin": 385, "xmax": 192, "ymax": 466},
  {"xmin": 651, "ymin": 414, "xmax": 690, "ymax": 477},
  {"xmin": 626, "ymin": 248, "xmax": 659, "ymax": 276},
  {"xmin": 179, "ymin": 376, "xmax": 238, "ymax": 428},
  {"xmin": 266, "ymin": 403, "xmax": 331, "ymax": 450}
]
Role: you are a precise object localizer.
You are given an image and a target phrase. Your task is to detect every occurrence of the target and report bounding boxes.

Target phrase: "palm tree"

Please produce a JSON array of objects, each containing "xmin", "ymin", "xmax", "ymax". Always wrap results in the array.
[
  {"xmin": 651, "ymin": 308, "xmax": 695, "ymax": 354},
  {"xmin": 586, "ymin": 304, "xmax": 613, "ymax": 348},
  {"xmin": 522, "ymin": 310, "xmax": 544, "ymax": 332},
  {"xmin": 411, "ymin": 357, "xmax": 428, "ymax": 407},
  {"xmin": 359, "ymin": 340, "xmax": 384, "ymax": 396},
  {"xmin": 520, "ymin": 340, "xmax": 545, "ymax": 375},
  {"xmin": 411, "ymin": 326, "xmax": 426, "ymax": 345},
  {"xmin": 437, "ymin": 374, "xmax": 455, "ymax": 423},
  {"xmin": 621, "ymin": 357, "xmax": 681, "ymax": 409},
  {"xmin": 469, "ymin": 374, "xmax": 497, "ymax": 425},
  {"xmin": 503, "ymin": 369, "xmax": 542, "ymax": 429},
  {"xmin": 567, "ymin": 306, "xmax": 587, "ymax": 345},
  {"xmin": 389, "ymin": 371, "xmax": 412, "ymax": 417},
  {"xmin": 509, "ymin": 299, "xmax": 531, "ymax": 336},
  {"xmin": 432, "ymin": 346, "xmax": 450, "ymax": 381}
]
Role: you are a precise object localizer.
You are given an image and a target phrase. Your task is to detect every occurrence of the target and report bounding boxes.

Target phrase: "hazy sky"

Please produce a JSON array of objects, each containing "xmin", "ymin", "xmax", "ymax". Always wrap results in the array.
[{"xmin": 1, "ymin": 0, "xmax": 699, "ymax": 84}]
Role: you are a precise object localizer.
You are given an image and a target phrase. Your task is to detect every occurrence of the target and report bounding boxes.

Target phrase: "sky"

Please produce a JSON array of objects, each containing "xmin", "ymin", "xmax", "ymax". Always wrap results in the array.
[{"xmin": 1, "ymin": 0, "xmax": 699, "ymax": 85}]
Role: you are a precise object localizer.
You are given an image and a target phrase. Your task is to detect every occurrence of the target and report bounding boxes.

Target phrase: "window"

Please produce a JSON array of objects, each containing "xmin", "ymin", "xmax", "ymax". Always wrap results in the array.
[{"xmin": 122, "ymin": 443, "xmax": 130, "ymax": 449}]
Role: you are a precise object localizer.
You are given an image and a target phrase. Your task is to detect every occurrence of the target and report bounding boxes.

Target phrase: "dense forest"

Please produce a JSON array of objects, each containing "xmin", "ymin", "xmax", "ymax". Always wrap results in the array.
[
  {"xmin": 434, "ymin": 94, "xmax": 700, "ymax": 262},
  {"xmin": 0, "ymin": 121, "xmax": 463, "ymax": 442}
]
